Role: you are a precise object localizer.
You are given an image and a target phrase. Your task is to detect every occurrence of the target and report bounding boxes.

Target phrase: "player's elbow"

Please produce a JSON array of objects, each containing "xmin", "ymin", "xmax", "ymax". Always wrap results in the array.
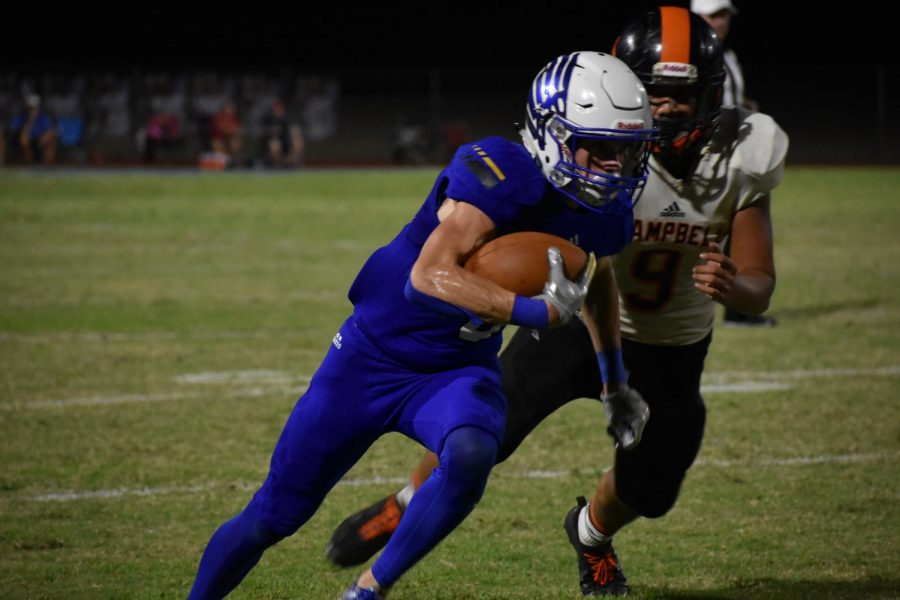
[
  {"xmin": 409, "ymin": 262, "xmax": 440, "ymax": 297},
  {"xmin": 405, "ymin": 267, "xmax": 468, "ymax": 320},
  {"xmin": 731, "ymin": 269, "xmax": 775, "ymax": 315},
  {"xmin": 755, "ymin": 273, "xmax": 776, "ymax": 314}
]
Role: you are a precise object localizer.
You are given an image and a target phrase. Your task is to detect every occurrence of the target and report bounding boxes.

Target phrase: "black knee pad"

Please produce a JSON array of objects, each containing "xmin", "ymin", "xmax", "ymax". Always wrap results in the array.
[
  {"xmin": 496, "ymin": 321, "xmax": 599, "ymax": 464},
  {"xmin": 614, "ymin": 400, "xmax": 706, "ymax": 519}
]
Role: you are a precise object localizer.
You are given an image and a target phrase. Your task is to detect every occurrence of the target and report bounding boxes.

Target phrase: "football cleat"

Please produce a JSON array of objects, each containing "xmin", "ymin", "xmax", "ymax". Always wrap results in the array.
[
  {"xmin": 327, "ymin": 494, "xmax": 402, "ymax": 567},
  {"xmin": 564, "ymin": 496, "xmax": 629, "ymax": 596},
  {"xmin": 338, "ymin": 584, "xmax": 383, "ymax": 600}
]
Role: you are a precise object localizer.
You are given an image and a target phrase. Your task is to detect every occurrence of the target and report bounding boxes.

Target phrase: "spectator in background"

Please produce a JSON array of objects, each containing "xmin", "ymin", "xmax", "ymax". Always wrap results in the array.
[
  {"xmin": 11, "ymin": 94, "xmax": 58, "ymax": 165},
  {"xmin": 391, "ymin": 114, "xmax": 428, "ymax": 165},
  {"xmin": 44, "ymin": 74, "xmax": 86, "ymax": 163},
  {"xmin": 144, "ymin": 112, "xmax": 181, "ymax": 162},
  {"xmin": 261, "ymin": 99, "xmax": 304, "ymax": 168},
  {"xmin": 693, "ymin": 0, "xmax": 773, "ymax": 328},
  {"xmin": 140, "ymin": 73, "xmax": 187, "ymax": 164},
  {"xmin": 209, "ymin": 100, "xmax": 243, "ymax": 166},
  {"xmin": 691, "ymin": 0, "xmax": 758, "ymax": 111}
]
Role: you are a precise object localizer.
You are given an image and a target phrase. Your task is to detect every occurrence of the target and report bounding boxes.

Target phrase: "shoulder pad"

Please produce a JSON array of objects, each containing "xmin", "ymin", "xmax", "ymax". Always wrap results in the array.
[
  {"xmin": 715, "ymin": 107, "xmax": 789, "ymax": 194},
  {"xmin": 445, "ymin": 136, "xmax": 546, "ymax": 225}
]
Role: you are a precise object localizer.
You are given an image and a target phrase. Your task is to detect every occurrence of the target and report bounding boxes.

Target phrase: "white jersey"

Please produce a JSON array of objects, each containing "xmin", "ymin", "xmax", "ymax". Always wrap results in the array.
[{"xmin": 613, "ymin": 107, "xmax": 789, "ymax": 346}]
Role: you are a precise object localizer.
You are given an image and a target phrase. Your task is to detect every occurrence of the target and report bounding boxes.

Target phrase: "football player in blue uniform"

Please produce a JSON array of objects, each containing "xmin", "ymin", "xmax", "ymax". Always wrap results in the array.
[
  {"xmin": 187, "ymin": 51, "xmax": 656, "ymax": 600},
  {"xmin": 325, "ymin": 7, "xmax": 787, "ymax": 598}
]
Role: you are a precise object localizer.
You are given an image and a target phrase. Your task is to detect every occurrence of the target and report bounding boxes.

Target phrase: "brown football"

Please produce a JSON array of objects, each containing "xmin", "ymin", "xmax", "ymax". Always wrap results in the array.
[{"xmin": 463, "ymin": 232, "xmax": 588, "ymax": 296}]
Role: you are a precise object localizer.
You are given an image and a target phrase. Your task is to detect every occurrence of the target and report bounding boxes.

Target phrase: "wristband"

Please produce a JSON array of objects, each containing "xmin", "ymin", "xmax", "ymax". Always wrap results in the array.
[
  {"xmin": 510, "ymin": 295, "xmax": 550, "ymax": 329},
  {"xmin": 597, "ymin": 348, "xmax": 627, "ymax": 386},
  {"xmin": 404, "ymin": 278, "xmax": 468, "ymax": 320}
]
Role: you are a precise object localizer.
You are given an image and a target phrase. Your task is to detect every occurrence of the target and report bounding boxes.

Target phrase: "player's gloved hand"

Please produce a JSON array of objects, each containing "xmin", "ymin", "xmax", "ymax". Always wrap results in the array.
[
  {"xmin": 602, "ymin": 385, "xmax": 649, "ymax": 451},
  {"xmin": 535, "ymin": 247, "xmax": 597, "ymax": 325}
]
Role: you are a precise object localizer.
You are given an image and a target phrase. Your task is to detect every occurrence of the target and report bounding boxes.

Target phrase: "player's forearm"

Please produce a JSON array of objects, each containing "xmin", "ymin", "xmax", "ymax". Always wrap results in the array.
[
  {"xmin": 723, "ymin": 269, "xmax": 775, "ymax": 315},
  {"xmin": 581, "ymin": 258, "xmax": 627, "ymax": 392},
  {"xmin": 410, "ymin": 263, "xmax": 516, "ymax": 323},
  {"xmin": 581, "ymin": 257, "xmax": 621, "ymax": 350}
]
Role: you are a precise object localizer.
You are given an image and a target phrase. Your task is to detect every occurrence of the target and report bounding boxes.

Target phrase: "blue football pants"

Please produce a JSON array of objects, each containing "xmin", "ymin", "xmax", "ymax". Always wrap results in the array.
[{"xmin": 188, "ymin": 319, "xmax": 505, "ymax": 598}]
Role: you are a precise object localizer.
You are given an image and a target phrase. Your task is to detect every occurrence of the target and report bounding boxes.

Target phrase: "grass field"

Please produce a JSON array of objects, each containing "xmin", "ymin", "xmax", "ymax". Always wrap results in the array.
[{"xmin": 1, "ymin": 166, "xmax": 898, "ymax": 599}]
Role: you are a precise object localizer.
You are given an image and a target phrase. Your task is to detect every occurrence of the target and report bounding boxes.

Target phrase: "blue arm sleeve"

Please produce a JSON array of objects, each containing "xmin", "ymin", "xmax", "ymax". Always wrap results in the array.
[
  {"xmin": 596, "ymin": 348, "xmax": 627, "ymax": 387},
  {"xmin": 510, "ymin": 296, "xmax": 550, "ymax": 329}
]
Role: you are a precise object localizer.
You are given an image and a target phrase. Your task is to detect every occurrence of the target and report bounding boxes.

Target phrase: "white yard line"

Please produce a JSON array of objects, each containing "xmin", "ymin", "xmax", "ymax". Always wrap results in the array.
[
  {"xmin": 26, "ymin": 451, "xmax": 898, "ymax": 503},
  {"xmin": 6, "ymin": 365, "xmax": 897, "ymax": 410},
  {"xmin": 701, "ymin": 381, "xmax": 793, "ymax": 393},
  {"xmin": 3, "ymin": 388, "xmax": 310, "ymax": 410},
  {"xmin": 3, "ymin": 370, "xmax": 314, "ymax": 410},
  {"xmin": 30, "ymin": 477, "xmax": 409, "ymax": 502},
  {"xmin": 173, "ymin": 370, "xmax": 304, "ymax": 384},
  {"xmin": 696, "ymin": 452, "xmax": 898, "ymax": 468},
  {"xmin": 0, "ymin": 330, "xmax": 307, "ymax": 343},
  {"xmin": 32, "ymin": 484, "xmax": 218, "ymax": 501},
  {"xmin": 707, "ymin": 366, "xmax": 900, "ymax": 380}
]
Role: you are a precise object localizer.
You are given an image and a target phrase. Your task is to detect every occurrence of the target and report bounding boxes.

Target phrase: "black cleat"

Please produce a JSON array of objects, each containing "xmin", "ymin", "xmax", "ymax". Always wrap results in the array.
[
  {"xmin": 327, "ymin": 494, "xmax": 402, "ymax": 567},
  {"xmin": 564, "ymin": 496, "xmax": 628, "ymax": 596}
]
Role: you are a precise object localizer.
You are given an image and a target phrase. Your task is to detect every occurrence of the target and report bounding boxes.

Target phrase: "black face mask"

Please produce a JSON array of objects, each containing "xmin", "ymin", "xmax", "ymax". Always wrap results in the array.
[
  {"xmin": 654, "ymin": 116, "xmax": 692, "ymax": 148},
  {"xmin": 651, "ymin": 117, "xmax": 702, "ymax": 180}
]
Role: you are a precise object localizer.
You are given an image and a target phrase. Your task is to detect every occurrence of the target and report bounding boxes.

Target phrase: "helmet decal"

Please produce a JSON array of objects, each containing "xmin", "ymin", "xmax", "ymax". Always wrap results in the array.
[
  {"xmin": 526, "ymin": 53, "xmax": 579, "ymax": 150},
  {"xmin": 660, "ymin": 6, "xmax": 691, "ymax": 64},
  {"xmin": 532, "ymin": 53, "xmax": 579, "ymax": 118},
  {"xmin": 520, "ymin": 52, "xmax": 658, "ymax": 213}
]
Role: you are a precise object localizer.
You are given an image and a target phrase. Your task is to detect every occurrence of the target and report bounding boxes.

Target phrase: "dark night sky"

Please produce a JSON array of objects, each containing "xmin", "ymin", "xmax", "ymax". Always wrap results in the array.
[{"xmin": 2, "ymin": 2, "xmax": 886, "ymax": 73}]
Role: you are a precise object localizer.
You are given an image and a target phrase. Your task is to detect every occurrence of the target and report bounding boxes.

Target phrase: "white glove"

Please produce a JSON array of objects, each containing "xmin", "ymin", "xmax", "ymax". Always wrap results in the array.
[
  {"xmin": 602, "ymin": 385, "xmax": 650, "ymax": 451},
  {"xmin": 535, "ymin": 247, "xmax": 596, "ymax": 325}
]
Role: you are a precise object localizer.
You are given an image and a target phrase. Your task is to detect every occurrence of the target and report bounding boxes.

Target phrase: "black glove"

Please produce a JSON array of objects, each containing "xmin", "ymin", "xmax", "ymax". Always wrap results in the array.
[{"xmin": 602, "ymin": 385, "xmax": 649, "ymax": 451}]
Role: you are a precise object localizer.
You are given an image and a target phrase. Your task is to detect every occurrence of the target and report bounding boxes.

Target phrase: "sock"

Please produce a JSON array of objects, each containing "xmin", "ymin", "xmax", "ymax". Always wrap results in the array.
[
  {"xmin": 396, "ymin": 483, "xmax": 415, "ymax": 510},
  {"xmin": 578, "ymin": 502, "xmax": 612, "ymax": 546}
]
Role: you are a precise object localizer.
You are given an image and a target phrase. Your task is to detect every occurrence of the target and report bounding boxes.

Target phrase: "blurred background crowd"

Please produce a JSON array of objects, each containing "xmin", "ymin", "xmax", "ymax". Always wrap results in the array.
[
  {"xmin": 4, "ymin": 63, "xmax": 896, "ymax": 171},
  {"xmin": 0, "ymin": 2, "xmax": 896, "ymax": 169},
  {"xmin": 0, "ymin": 70, "xmax": 343, "ymax": 170}
]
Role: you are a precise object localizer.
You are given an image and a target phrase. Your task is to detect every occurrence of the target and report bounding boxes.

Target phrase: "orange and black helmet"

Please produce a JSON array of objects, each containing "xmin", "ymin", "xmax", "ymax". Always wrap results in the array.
[{"xmin": 613, "ymin": 6, "xmax": 725, "ymax": 161}]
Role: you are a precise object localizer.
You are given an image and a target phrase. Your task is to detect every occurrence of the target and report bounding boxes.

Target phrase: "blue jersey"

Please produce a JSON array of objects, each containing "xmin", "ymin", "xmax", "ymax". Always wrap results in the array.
[{"xmin": 348, "ymin": 136, "xmax": 634, "ymax": 370}]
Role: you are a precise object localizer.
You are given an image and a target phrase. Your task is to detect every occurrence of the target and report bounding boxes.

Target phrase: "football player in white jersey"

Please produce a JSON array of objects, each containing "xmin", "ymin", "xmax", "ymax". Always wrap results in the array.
[
  {"xmin": 324, "ymin": 6, "xmax": 788, "ymax": 597},
  {"xmin": 692, "ymin": 0, "xmax": 776, "ymax": 327}
]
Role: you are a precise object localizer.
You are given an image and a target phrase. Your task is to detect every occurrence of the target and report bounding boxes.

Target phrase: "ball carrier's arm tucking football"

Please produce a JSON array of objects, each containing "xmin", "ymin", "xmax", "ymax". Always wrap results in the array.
[{"xmin": 463, "ymin": 232, "xmax": 588, "ymax": 297}]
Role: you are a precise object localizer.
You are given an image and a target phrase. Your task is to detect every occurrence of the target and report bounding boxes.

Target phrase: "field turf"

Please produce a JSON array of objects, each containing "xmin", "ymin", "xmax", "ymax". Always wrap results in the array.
[{"xmin": 1, "ymin": 166, "xmax": 898, "ymax": 599}]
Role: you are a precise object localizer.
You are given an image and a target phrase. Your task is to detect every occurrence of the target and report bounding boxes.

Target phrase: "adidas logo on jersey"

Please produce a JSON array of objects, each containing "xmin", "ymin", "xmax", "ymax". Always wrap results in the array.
[
  {"xmin": 332, "ymin": 332, "xmax": 343, "ymax": 349},
  {"xmin": 660, "ymin": 202, "xmax": 685, "ymax": 218}
]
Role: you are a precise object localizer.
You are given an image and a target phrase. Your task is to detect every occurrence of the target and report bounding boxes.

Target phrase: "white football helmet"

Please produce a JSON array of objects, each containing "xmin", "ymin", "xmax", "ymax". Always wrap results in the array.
[{"xmin": 521, "ymin": 51, "xmax": 657, "ymax": 212}]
